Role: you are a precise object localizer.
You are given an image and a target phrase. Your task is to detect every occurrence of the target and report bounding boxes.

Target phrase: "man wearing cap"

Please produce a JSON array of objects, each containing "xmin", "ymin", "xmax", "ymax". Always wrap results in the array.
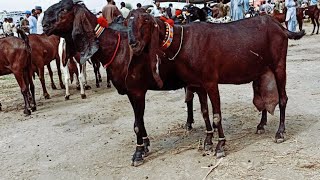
[
  {"xmin": 25, "ymin": 10, "xmax": 37, "ymax": 34},
  {"xmin": 35, "ymin": 6, "xmax": 44, "ymax": 34}
]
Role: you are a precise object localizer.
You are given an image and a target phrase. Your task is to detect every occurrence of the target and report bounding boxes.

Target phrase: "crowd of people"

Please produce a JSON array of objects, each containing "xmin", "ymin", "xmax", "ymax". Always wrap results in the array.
[
  {"xmin": 98, "ymin": 0, "xmax": 318, "ymax": 33},
  {"xmin": 0, "ymin": 0, "xmax": 319, "ymax": 37},
  {"xmin": 1, "ymin": 6, "xmax": 44, "ymax": 36}
]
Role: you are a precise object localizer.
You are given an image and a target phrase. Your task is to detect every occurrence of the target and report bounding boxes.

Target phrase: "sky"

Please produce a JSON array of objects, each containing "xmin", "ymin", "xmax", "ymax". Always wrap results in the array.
[{"xmin": 0, "ymin": 0, "xmax": 158, "ymax": 12}]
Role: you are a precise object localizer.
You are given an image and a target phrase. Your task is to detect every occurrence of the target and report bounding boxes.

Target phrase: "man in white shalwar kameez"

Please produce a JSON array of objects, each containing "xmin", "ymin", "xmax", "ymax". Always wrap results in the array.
[
  {"xmin": 285, "ymin": 0, "xmax": 297, "ymax": 32},
  {"xmin": 231, "ymin": 0, "xmax": 244, "ymax": 21},
  {"xmin": 244, "ymin": 0, "xmax": 250, "ymax": 14}
]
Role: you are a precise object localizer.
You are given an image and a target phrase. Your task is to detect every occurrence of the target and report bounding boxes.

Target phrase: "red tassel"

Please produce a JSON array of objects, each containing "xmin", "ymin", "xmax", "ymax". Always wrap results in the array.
[
  {"xmin": 175, "ymin": 9, "xmax": 182, "ymax": 16},
  {"xmin": 159, "ymin": 16, "xmax": 174, "ymax": 27},
  {"xmin": 166, "ymin": 19, "xmax": 174, "ymax": 27},
  {"xmin": 97, "ymin": 17, "xmax": 108, "ymax": 28}
]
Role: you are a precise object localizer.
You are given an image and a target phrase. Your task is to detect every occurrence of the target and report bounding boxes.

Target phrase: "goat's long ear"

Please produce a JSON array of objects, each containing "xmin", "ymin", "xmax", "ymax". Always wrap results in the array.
[
  {"xmin": 72, "ymin": 8, "xmax": 99, "ymax": 64},
  {"xmin": 149, "ymin": 19, "xmax": 163, "ymax": 88}
]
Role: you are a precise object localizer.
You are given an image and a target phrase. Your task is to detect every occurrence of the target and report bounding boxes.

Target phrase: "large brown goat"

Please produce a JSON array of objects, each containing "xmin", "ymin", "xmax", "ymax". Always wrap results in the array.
[
  {"xmin": 29, "ymin": 34, "xmax": 65, "ymax": 99},
  {"xmin": 127, "ymin": 9, "xmax": 305, "ymax": 164},
  {"xmin": 0, "ymin": 30, "xmax": 36, "ymax": 115}
]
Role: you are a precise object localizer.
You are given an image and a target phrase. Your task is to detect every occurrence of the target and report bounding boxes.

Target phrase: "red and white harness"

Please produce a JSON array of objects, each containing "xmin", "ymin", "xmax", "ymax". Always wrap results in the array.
[{"xmin": 95, "ymin": 18, "xmax": 121, "ymax": 68}]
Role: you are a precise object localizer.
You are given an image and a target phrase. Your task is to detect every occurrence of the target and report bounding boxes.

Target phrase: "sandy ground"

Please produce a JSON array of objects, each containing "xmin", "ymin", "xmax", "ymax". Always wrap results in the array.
[{"xmin": 1, "ymin": 24, "xmax": 320, "ymax": 180}]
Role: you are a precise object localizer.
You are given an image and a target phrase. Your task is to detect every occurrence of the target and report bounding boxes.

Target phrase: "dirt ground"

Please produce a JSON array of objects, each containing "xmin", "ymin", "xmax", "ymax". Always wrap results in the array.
[{"xmin": 1, "ymin": 24, "xmax": 320, "ymax": 180}]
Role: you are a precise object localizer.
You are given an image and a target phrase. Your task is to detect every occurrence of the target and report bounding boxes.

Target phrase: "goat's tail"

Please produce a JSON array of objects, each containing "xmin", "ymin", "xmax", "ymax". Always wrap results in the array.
[{"xmin": 285, "ymin": 29, "xmax": 305, "ymax": 40}]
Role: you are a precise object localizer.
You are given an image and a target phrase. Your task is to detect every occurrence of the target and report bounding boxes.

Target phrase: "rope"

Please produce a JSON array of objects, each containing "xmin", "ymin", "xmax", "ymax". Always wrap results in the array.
[
  {"xmin": 103, "ymin": 33, "xmax": 121, "ymax": 68},
  {"xmin": 168, "ymin": 26, "xmax": 184, "ymax": 61}
]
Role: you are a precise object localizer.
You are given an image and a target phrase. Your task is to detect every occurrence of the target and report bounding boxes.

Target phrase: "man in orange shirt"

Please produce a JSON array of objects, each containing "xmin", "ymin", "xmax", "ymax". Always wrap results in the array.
[{"xmin": 102, "ymin": 0, "xmax": 121, "ymax": 24}]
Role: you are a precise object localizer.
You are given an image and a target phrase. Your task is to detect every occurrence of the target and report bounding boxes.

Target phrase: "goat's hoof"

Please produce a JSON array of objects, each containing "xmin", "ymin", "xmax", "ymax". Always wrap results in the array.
[
  {"xmin": 256, "ymin": 129, "xmax": 265, "ymax": 134},
  {"xmin": 31, "ymin": 106, "xmax": 37, "ymax": 112},
  {"xmin": 60, "ymin": 84, "xmax": 65, "ymax": 89},
  {"xmin": 24, "ymin": 109, "xmax": 31, "ymax": 115},
  {"xmin": 216, "ymin": 150, "xmax": 225, "ymax": 158},
  {"xmin": 204, "ymin": 143, "xmax": 213, "ymax": 152},
  {"xmin": 275, "ymin": 132, "xmax": 285, "ymax": 143},
  {"xmin": 81, "ymin": 94, "xmax": 87, "ymax": 99},
  {"xmin": 44, "ymin": 93, "xmax": 51, "ymax": 99},
  {"xmin": 131, "ymin": 147, "xmax": 145, "ymax": 167},
  {"xmin": 65, "ymin": 95, "xmax": 70, "ymax": 100},
  {"xmin": 185, "ymin": 122, "xmax": 193, "ymax": 131},
  {"xmin": 85, "ymin": 85, "xmax": 91, "ymax": 90},
  {"xmin": 51, "ymin": 84, "xmax": 57, "ymax": 90}
]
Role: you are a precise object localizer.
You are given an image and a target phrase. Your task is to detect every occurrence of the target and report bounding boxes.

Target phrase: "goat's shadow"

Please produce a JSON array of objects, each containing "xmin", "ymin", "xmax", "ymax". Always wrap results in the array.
[{"xmin": 128, "ymin": 101, "xmax": 318, "ymax": 164}]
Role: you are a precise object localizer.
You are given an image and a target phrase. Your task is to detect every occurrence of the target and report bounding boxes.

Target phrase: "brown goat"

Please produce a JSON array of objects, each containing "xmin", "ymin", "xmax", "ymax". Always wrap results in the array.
[
  {"xmin": 0, "ymin": 30, "xmax": 36, "ymax": 115},
  {"xmin": 29, "ymin": 34, "xmax": 65, "ymax": 99}
]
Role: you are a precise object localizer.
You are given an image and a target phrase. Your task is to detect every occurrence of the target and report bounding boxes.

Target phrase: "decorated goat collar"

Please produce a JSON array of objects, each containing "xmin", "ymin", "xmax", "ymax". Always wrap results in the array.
[
  {"xmin": 95, "ymin": 17, "xmax": 108, "ymax": 38},
  {"xmin": 95, "ymin": 25, "xmax": 105, "ymax": 38},
  {"xmin": 161, "ymin": 22, "xmax": 174, "ymax": 50}
]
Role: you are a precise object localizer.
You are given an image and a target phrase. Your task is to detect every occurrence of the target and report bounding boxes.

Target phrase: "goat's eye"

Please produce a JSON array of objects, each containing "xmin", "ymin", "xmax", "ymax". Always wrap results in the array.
[{"xmin": 60, "ymin": 9, "xmax": 67, "ymax": 14}]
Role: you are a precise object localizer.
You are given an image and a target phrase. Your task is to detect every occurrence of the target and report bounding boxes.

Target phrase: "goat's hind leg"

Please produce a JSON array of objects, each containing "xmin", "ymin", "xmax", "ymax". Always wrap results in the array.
[
  {"xmin": 63, "ymin": 60, "xmax": 71, "ymax": 100},
  {"xmin": 273, "ymin": 53, "xmax": 288, "ymax": 143},
  {"xmin": 106, "ymin": 68, "xmax": 112, "ymax": 88},
  {"xmin": 185, "ymin": 87, "xmax": 194, "ymax": 130},
  {"xmin": 38, "ymin": 66, "xmax": 50, "ymax": 99},
  {"xmin": 311, "ymin": 17, "xmax": 316, "ymax": 34},
  {"xmin": 82, "ymin": 63, "xmax": 91, "ymax": 90},
  {"xmin": 14, "ymin": 71, "xmax": 31, "ymax": 115},
  {"xmin": 256, "ymin": 110, "xmax": 267, "ymax": 134},
  {"xmin": 316, "ymin": 17, "xmax": 319, "ymax": 34},
  {"xmin": 128, "ymin": 91, "xmax": 149, "ymax": 167},
  {"xmin": 25, "ymin": 67, "xmax": 36, "ymax": 112},
  {"xmin": 93, "ymin": 62, "xmax": 100, "ymax": 88},
  {"xmin": 196, "ymin": 87, "xmax": 214, "ymax": 152},
  {"xmin": 47, "ymin": 63, "xmax": 57, "ymax": 90},
  {"xmin": 205, "ymin": 82, "xmax": 226, "ymax": 158},
  {"xmin": 75, "ymin": 60, "xmax": 86, "ymax": 99}
]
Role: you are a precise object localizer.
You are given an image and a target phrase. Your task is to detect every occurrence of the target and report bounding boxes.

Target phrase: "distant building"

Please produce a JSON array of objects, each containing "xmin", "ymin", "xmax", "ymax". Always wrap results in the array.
[{"xmin": 0, "ymin": 10, "xmax": 25, "ymax": 22}]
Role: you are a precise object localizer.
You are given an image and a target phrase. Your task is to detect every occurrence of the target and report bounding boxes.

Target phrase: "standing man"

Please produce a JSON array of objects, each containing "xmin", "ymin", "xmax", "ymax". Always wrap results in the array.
[
  {"xmin": 279, "ymin": 1, "xmax": 284, "ymax": 12},
  {"xmin": 151, "ymin": 2, "xmax": 162, "ymax": 17},
  {"xmin": 203, "ymin": 2, "xmax": 212, "ymax": 17},
  {"xmin": 7, "ymin": 18, "xmax": 15, "ymax": 36},
  {"xmin": 285, "ymin": 0, "xmax": 297, "ymax": 32},
  {"xmin": 25, "ymin": 10, "xmax": 37, "ymax": 34},
  {"xmin": 244, "ymin": 0, "xmax": 250, "ymax": 14},
  {"xmin": 231, "ymin": 0, "xmax": 244, "ymax": 21},
  {"xmin": 102, "ymin": 0, "xmax": 121, "ymax": 24},
  {"xmin": 32, "ymin": 9, "xmax": 38, "ymax": 19},
  {"xmin": 3, "ymin": 18, "xmax": 14, "ymax": 37},
  {"xmin": 166, "ymin": 3, "xmax": 173, "ymax": 18},
  {"xmin": 120, "ymin": 2, "xmax": 130, "ymax": 18},
  {"xmin": 137, "ymin": 3, "xmax": 142, "ymax": 9},
  {"xmin": 2, "ymin": 18, "xmax": 9, "ymax": 36},
  {"xmin": 35, "ymin": 6, "xmax": 44, "ymax": 34}
]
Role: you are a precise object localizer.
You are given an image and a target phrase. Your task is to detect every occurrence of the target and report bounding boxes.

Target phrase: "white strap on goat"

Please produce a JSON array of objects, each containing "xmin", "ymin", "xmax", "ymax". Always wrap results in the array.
[{"xmin": 168, "ymin": 26, "xmax": 183, "ymax": 61}]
